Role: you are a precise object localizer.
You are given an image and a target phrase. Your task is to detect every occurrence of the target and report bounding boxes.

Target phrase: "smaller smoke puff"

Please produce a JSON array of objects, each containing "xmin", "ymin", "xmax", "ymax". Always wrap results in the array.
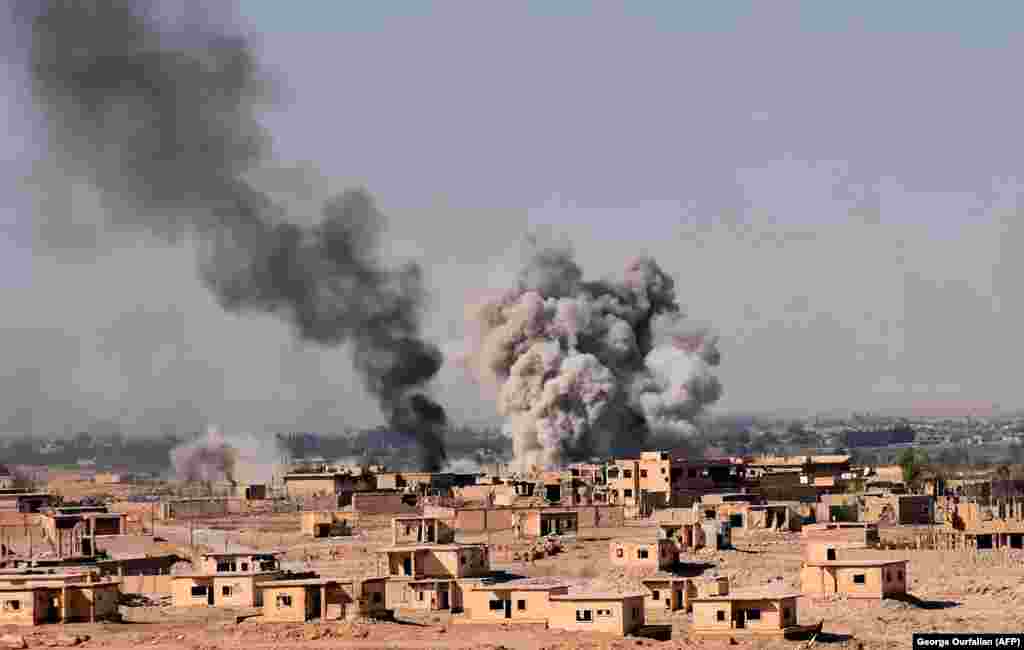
[
  {"xmin": 171, "ymin": 428, "xmax": 237, "ymax": 483},
  {"xmin": 170, "ymin": 427, "xmax": 280, "ymax": 484}
]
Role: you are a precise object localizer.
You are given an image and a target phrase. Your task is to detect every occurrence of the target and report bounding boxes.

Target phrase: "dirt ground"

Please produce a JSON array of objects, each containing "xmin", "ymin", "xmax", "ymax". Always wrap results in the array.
[{"xmin": 8, "ymin": 513, "xmax": 1024, "ymax": 649}]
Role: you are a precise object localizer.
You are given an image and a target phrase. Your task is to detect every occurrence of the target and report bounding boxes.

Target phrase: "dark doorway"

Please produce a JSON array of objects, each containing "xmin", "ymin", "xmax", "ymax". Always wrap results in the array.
[
  {"xmin": 81, "ymin": 538, "xmax": 92, "ymax": 556},
  {"xmin": 314, "ymin": 524, "xmax": 329, "ymax": 538},
  {"xmin": 977, "ymin": 535, "xmax": 993, "ymax": 550},
  {"xmin": 208, "ymin": 587, "xmax": 214, "ymax": 606},
  {"xmin": 504, "ymin": 599, "xmax": 511, "ymax": 619},
  {"xmin": 439, "ymin": 589, "xmax": 449, "ymax": 610},
  {"xmin": 308, "ymin": 587, "xmax": 321, "ymax": 621},
  {"xmin": 46, "ymin": 594, "xmax": 60, "ymax": 623},
  {"xmin": 729, "ymin": 514, "xmax": 743, "ymax": 528},
  {"xmin": 826, "ymin": 548, "xmax": 837, "ymax": 561},
  {"xmin": 1011, "ymin": 534, "xmax": 1023, "ymax": 549},
  {"xmin": 403, "ymin": 557, "xmax": 413, "ymax": 576},
  {"xmin": 735, "ymin": 610, "xmax": 746, "ymax": 629},
  {"xmin": 541, "ymin": 519, "xmax": 551, "ymax": 536}
]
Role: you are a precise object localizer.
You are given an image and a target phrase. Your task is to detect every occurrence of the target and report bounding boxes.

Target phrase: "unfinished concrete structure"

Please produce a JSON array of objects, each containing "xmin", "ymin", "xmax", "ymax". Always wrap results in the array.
[
  {"xmin": 861, "ymin": 494, "xmax": 934, "ymax": 525},
  {"xmin": 377, "ymin": 541, "xmax": 491, "ymax": 611},
  {"xmin": 462, "ymin": 577, "xmax": 646, "ymax": 636},
  {"xmin": 392, "ymin": 516, "xmax": 455, "ymax": 545},
  {"xmin": 300, "ymin": 511, "xmax": 356, "ymax": 538},
  {"xmin": 39, "ymin": 508, "xmax": 127, "ymax": 558},
  {"xmin": 608, "ymin": 539, "xmax": 678, "ymax": 571},
  {"xmin": 522, "ymin": 509, "xmax": 578, "ymax": 537},
  {"xmin": 934, "ymin": 499, "xmax": 1024, "ymax": 550},
  {"xmin": 0, "ymin": 571, "xmax": 120, "ymax": 625}
]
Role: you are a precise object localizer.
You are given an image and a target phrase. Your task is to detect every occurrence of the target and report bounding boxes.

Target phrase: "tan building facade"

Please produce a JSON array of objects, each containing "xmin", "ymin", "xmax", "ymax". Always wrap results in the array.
[
  {"xmin": 378, "ymin": 544, "xmax": 490, "ymax": 581},
  {"xmin": 463, "ymin": 578, "xmax": 645, "ymax": 636},
  {"xmin": 392, "ymin": 516, "xmax": 455, "ymax": 545},
  {"xmin": 608, "ymin": 539, "xmax": 678, "ymax": 570},
  {"xmin": 0, "ymin": 573, "xmax": 119, "ymax": 625},
  {"xmin": 301, "ymin": 511, "xmax": 356, "ymax": 538},
  {"xmin": 171, "ymin": 572, "xmax": 282, "ymax": 608},
  {"xmin": 800, "ymin": 559, "xmax": 908, "ymax": 599},
  {"xmin": 690, "ymin": 590, "xmax": 801, "ymax": 638},
  {"xmin": 257, "ymin": 578, "xmax": 387, "ymax": 622}
]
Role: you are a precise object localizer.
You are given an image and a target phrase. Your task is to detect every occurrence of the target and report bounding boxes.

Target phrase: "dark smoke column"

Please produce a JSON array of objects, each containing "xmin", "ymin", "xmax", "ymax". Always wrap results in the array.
[{"xmin": 11, "ymin": 0, "xmax": 446, "ymax": 470}]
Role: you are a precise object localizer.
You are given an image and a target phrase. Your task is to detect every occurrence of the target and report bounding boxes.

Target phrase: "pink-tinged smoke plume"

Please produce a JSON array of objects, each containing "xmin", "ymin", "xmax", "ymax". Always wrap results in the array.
[{"xmin": 461, "ymin": 242, "xmax": 722, "ymax": 472}]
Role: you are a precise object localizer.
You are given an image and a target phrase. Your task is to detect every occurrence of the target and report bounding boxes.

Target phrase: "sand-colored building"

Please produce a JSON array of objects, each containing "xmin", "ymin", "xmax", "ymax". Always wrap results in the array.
[
  {"xmin": 802, "ymin": 522, "xmax": 880, "ymax": 546},
  {"xmin": 171, "ymin": 571, "xmax": 283, "ymax": 608},
  {"xmin": 690, "ymin": 586, "xmax": 802, "ymax": 639},
  {"xmin": 257, "ymin": 577, "xmax": 388, "ymax": 622},
  {"xmin": 301, "ymin": 511, "xmax": 356, "ymax": 538},
  {"xmin": 377, "ymin": 543, "xmax": 489, "ymax": 581},
  {"xmin": 861, "ymin": 494, "xmax": 933, "ymax": 525},
  {"xmin": 800, "ymin": 558, "xmax": 908, "ymax": 599},
  {"xmin": 199, "ymin": 552, "xmax": 281, "ymax": 574},
  {"xmin": 0, "ymin": 571, "xmax": 120, "ymax": 625},
  {"xmin": 39, "ymin": 509, "xmax": 128, "ymax": 558},
  {"xmin": 462, "ymin": 577, "xmax": 646, "ymax": 636},
  {"xmin": 392, "ymin": 516, "xmax": 455, "ymax": 545},
  {"xmin": 522, "ymin": 509, "xmax": 578, "ymax": 537},
  {"xmin": 608, "ymin": 539, "xmax": 678, "ymax": 571}
]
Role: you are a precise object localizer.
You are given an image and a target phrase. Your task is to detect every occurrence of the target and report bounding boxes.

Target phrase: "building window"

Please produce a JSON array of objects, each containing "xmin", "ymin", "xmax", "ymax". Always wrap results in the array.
[
  {"xmin": 216, "ymin": 561, "xmax": 236, "ymax": 572},
  {"xmin": 624, "ymin": 489, "xmax": 633, "ymax": 498},
  {"xmin": 4, "ymin": 600, "xmax": 19, "ymax": 611},
  {"xmin": 405, "ymin": 525, "xmax": 412, "ymax": 535},
  {"xmin": 597, "ymin": 609, "xmax": 611, "ymax": 617},
  {"xmin": 276, "ymin": 594, "xmax": 292, "ymax": 608},
  {"xmin": 853, "ymin": 574, "xmax": 866, "ymax": 584},
  {"xmin": 638, "ymin": 549, "xmax": 649, "ymax": 559},
  {"xmin": 418, "ymin": 591, "xmax": 424, "ymax": 601},
  {"xmin": 576, "ymin": 609, "xmax": 593, "ymax": 622},
  {"xmin": 717, "ymin": 610, "xmax": 726, "ymax": 621},
  {"xmin": 747, "ymin": 609, "xmax": 761, "ymax": 620},
  {"xmin": 623, "ymin": 470, "xmax": 632, "ymax": 478},
  {"xmin": 616, "ymin": 548, "xmax": 624, "ymax": 558},
  {"xmin": 489, "ymin": 599, "xmax": 504, "ymax": 611},
  {"xmin": 898, "ymin": 570, "xmax": 904, "ymax": 580},
  {"xmin": 640, "ymin": 470, "xmax": 648, "ymax": 478},
  {"xmin": 826, "ymin": 549, "xmax": 836, "ymax": 561},
  {"xmin": 222, "ymin": 586, "xmax": 232, "ymax": 597},
  {"xmin": 651, "ymin": 590, "xmax": 660, "ymax": 600},
  {"xmin": 517, "ymin": 599, "xmax": 526, "ymax": 610},
  {"xmin": 191, "ymin": 586, "xmax": 207, "ymax": 597},
  {"xmin": 241, "ymin": 563, "xmax": 249, "ymax": 571}
]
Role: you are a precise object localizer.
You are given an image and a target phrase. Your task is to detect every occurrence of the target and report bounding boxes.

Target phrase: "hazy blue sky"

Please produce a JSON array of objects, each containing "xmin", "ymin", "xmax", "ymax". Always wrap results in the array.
[{"xmin": 2, "ymin": 1, "xmax": 1023, "ymax": 435}]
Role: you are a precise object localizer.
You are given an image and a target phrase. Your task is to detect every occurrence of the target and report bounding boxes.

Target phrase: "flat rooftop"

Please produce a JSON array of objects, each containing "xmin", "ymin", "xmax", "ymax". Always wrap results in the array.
[
  {"xmin": 257, "ymin": 578, "xmax": 343, "ymax": 588},
  {"xmin": 380, "ymin": 543, "xmax": 486, "ymax": 553},
  {"xmin": 472, "ymin": 576, "xmax": 574, "ymax": 591},
  {"xmin": 693, "ymin": 589, "xmax": 802, "ymax": 602},
  {"xmin": 803, "ymin": 559, "xmax": 908, "ymax": 568}
]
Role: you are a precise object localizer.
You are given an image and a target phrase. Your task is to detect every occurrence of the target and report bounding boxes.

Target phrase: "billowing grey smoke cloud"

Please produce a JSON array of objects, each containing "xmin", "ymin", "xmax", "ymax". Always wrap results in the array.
[
  {"xmin": 11, "ymin": 0, "xmax": 446, "ymax": 470},
  {"xmin": 461, "ymin": 239, "xmax": 722, "ymax": 471}
]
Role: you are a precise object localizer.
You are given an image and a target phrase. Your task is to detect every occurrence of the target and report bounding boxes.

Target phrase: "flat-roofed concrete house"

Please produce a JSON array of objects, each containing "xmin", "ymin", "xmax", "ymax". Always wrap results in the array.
[
  {"xmin": 690, "ymin": 586, "xmax": 802, "ymax": 639},
  {"xmin": 377, "ymin": 543, "xmax": 491, "ymax": 611},
  {"xmin": 800, "ymin": 551, "xmax": 908, "ymax": 600},
  {"xmin": 392, "ymin": 516, "xmax": 455, "ymax": 545},
  {"xmin": 462, "ymin": 577, "xmax": 646, "ymax": 636},
  {"xmin": 171, "ymin": 571, "xmax": 283, "ymax": 608},
  {"xmin": 523, "ymin": 510, "xmax": 578, "ymax": 537},
  {"xmin": 802, "ymin": 522, "xmax": 880, "ymax": 546},
  {"xmin": 608, "ymin": 539, "xmax": 678, "ymax": 570},
  {"xmin": 0, "ymin": 571, "xmax": 120, "ymax": 625},
  {"xmin": 257, "ymin": 577, "xmax": 389, "ymax": 622}
]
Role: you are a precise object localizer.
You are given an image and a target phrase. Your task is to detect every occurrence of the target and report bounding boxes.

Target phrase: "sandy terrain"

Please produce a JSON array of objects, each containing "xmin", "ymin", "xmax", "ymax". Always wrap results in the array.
[{"xmin": 5, "ymin": 512, "xmax": 1022, "ymax": 649}]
